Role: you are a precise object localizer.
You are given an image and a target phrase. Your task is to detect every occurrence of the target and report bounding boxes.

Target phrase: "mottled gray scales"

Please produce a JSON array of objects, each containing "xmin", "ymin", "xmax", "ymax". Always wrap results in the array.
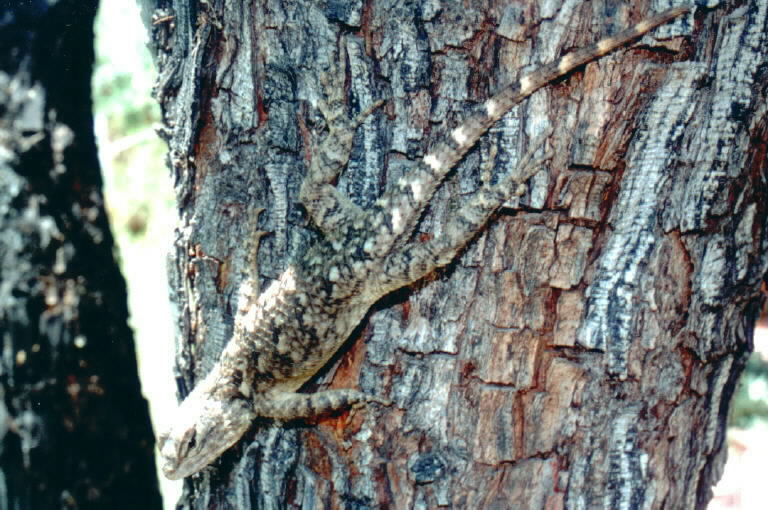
[{"xmin": 158, "ymin": 5, "xmax": 693, "ymax": 480}]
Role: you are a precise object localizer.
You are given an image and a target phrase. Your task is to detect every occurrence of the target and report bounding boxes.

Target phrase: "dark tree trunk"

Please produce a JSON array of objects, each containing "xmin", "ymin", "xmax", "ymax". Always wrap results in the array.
[
  {"xmin": 142, "ymin": 0, "xmax": 767, "ymax": 508},
  {"xmin": 0, "ymin": 2, "xmax": 162, "ymax": 509}
]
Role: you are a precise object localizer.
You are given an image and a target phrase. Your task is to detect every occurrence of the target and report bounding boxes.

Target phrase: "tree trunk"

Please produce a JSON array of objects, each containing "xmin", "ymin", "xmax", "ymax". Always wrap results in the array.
[
  {"xmin": 142, "ymin": 0, "xmax": 767, "ymax": 508},
  {"xmin": 0, "ymin": 1, "xmax": 162, "ymax": 509}
]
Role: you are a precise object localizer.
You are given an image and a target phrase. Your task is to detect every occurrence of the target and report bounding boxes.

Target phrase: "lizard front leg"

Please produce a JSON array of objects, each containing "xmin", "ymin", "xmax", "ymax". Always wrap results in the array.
[
  {"xmin": 158, "ymin": 377, "xmax": 389, "ymax": 480},
  {"xmin": 252, "ymin": 388, "xmax": 390, "ymax": 420}
]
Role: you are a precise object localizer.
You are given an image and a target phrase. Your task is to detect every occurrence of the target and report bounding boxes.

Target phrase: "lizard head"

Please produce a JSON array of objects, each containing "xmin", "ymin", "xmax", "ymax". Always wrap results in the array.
[{"xmin": 157, "ymin": 377, "xmax": 255, "ymax": 480}]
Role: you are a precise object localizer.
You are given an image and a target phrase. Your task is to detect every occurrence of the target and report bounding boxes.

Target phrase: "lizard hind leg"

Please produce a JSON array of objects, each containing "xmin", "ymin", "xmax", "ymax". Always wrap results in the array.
[
  {"xmin": 376, "ymin": 131, "xmax": 554, "ymax": 292},
  {"xmin": 299, "ymin": 68, "xmax": 384, "ymax": 240},
  {"xmin": 252, "ymin": 389, "xmax": 391, "ymax": 421}
]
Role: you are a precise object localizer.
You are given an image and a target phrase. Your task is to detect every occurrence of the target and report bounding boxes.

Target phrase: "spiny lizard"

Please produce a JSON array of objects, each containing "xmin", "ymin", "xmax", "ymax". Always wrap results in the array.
[{"xmin": 158, "ymin": 5, "xmax": 693, "ymax": 480}]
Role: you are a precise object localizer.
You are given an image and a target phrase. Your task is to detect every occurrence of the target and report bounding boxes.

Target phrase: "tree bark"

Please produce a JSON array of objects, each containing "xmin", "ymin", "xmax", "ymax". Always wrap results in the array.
[
  {"xmin": 0, "ymin": 1, "xmax": 163, "ymax": 509},
  {"xmin": 142, "ymin": 0, "xmax": 767, "ymax": 508}
]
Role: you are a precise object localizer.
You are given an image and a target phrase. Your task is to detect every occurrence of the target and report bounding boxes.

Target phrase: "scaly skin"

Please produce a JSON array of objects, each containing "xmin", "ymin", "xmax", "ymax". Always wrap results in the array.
[{"xmin": 158, "ymin": 5, "xmax": 693, "ymax": 480}]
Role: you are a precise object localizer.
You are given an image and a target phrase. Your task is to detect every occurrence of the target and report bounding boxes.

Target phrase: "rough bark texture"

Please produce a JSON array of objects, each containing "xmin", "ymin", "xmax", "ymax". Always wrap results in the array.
[
  {"xmin": 0, "ymin": 2, "xmax": 162, "ymax": 509},
  {"xmin": 142, "ymin": 0, "xmax": 767, "ymax": 508}
]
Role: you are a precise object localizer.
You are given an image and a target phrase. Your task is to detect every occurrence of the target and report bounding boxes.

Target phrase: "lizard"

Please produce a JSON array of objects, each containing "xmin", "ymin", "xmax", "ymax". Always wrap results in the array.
[{"xmin": 158, "ymin": 4, "xmax": 694, "ymax": 480}]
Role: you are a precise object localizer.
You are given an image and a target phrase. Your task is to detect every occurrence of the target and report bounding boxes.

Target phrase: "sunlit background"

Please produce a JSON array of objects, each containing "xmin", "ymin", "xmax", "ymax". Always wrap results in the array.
[
  {"xmin": 93, "ymin": 2, "xmax": 180, "ymax": 507},
  {"xmin": 91, "ymin": 2, "xmax": 768, "ymax": 509}
]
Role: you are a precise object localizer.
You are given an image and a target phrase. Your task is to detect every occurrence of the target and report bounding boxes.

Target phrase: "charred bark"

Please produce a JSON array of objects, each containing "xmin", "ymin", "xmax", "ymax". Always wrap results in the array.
[{"xmin": 0, "ymin": 2, "xmax": 162, "ymax": 509}]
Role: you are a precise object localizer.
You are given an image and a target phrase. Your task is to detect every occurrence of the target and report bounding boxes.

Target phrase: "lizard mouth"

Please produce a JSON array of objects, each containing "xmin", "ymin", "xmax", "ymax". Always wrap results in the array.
[
  {"xmin": 157, "ymin": 393, "xmax": 256, "ymax": 479},
  {"xmin": 157, "ymin": 429, "xmax": 190, "ymax": 480}
]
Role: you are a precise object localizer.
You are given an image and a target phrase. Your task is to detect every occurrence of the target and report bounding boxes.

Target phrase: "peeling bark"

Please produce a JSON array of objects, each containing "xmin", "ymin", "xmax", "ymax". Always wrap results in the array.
[{"xmin": 141, "ymin": 0, "xmax": 768, "ymax": 508}]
